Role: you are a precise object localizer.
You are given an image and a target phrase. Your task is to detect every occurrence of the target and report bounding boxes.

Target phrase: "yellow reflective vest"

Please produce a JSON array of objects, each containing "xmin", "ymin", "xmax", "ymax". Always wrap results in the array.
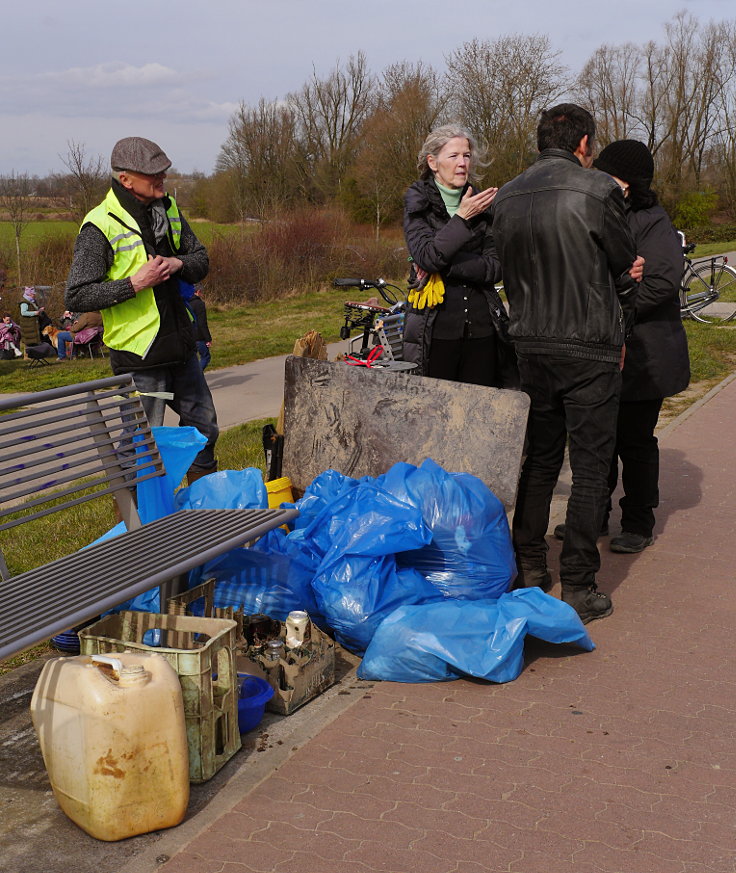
[{"xmin": 82, "ymin": 190, "xmax": 182, "ymax": 357}]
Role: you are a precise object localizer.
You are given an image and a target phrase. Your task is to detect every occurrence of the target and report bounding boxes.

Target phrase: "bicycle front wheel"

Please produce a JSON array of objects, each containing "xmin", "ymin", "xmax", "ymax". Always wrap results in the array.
[{"xmin": 682, "ymin": 261, "xmax": 736, "ymax": 323}]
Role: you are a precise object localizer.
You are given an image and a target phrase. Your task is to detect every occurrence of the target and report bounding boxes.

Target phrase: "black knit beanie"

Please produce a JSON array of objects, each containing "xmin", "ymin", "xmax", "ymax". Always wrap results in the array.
[{"xmin": 593, "ymin": 140, "xmax": 654, "ymax": 188}]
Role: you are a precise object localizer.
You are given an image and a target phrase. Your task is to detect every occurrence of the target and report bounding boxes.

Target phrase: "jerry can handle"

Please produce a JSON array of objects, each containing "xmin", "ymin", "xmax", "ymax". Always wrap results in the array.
[{"xmin": 91, "ymin": 654, "xmax": 123, "ymax": 675}]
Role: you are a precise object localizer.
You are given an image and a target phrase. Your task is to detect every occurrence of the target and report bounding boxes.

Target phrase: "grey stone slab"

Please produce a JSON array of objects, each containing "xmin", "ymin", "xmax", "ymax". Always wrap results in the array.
[{"xmin": 282, "ymin": 356, "xmax": 530, "ymax": 507}]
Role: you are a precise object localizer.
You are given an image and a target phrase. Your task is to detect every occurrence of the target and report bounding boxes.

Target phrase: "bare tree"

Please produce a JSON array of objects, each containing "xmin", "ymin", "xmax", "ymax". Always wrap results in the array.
[
  {"xmin": 57, "ymin": 140, "xmax": 108, "ymax": 221},
  {"xmin": 575, "ymin": 44, "xmax": 642, "ymax": 146},
  {"xmin": 0, "ymin": 172, "xmax": 35, "ymax": 286},
  {"xmin": 217, "ymin": 98, "xmax": 303, "ymax": 221},
  {"xmin": 350, "ymin": 61, "xmax": 450, "ymax": 236},
  {"xmin": 288, "ymin": 53, "xmax": 376, "ymax": 201},
  {"xmin": 446, "ymin": 35, "xmax": 568, "ymax": 184}
]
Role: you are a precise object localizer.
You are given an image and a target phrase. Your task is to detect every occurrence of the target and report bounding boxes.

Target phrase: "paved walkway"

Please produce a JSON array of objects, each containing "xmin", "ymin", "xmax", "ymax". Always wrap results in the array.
[{"xmin": 118, "ymin": 375, "xmax": 736, "ymax": 873}]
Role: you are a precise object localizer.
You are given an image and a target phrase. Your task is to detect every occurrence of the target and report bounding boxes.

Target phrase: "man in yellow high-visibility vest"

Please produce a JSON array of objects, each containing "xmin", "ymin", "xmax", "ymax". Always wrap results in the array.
[{"xmin": 66, "ymin": 137, "xmax": 218, "ymax": 481}]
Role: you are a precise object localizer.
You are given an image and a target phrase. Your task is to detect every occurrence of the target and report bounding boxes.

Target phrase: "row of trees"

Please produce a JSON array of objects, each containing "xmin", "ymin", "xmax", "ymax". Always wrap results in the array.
[{"xmin": 196, "ymin": 13, "xmax": 736, "ymax": 232}]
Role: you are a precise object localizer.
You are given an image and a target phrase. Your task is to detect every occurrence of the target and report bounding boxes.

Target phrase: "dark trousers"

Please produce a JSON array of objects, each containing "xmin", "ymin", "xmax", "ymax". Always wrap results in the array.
[
  {"xmin": 427, "ymin": 335, "xmax": 497, "ymax": 386},
  {"xmin": 608, "ymin": 397, "xmax": 662, "ymax": 537},
  {"xmin": 512, "ymin": 354, "xmax": 621, "ymax": 591},
  {"xmin": 131, "ymin": 355, "xmax": 219, "ymax": 472}
]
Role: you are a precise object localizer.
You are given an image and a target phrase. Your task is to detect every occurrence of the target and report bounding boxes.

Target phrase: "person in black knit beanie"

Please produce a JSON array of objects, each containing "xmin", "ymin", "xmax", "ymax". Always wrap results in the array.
[{"xmin": 555, "ymin": 139, "xmax": 690, "ymax": 553}]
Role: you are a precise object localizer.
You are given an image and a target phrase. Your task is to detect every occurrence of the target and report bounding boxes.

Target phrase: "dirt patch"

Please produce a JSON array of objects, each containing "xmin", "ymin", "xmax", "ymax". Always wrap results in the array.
[{"xmin": 658, "ymin": 378, "xmax": 723, "ymax": 428}]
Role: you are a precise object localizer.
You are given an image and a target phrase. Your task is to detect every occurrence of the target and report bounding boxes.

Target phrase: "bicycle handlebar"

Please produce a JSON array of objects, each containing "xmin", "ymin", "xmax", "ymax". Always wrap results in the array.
[
  {"xmin": 333, "ymin": 278, "xmax": 380, "ymax": 289},
  {"xmin": 332, "ymin": 277, "xmax": 403, "ymax": 307}
]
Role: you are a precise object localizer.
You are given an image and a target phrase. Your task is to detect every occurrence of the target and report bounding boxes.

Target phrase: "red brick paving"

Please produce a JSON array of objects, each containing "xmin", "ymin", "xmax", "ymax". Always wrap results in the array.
[{"xmin": 161, "ymin": 379, "xmax": 736, "ymax": 873}]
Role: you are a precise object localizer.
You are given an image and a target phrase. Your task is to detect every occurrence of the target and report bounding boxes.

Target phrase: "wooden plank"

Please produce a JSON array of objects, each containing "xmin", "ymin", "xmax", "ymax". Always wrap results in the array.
[{"xmin": 282, "ymin": 356, "xmax": 529, "ymax": 507}]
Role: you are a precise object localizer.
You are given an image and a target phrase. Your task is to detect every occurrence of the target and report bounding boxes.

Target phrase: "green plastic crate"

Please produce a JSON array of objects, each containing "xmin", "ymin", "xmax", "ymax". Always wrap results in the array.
[{"xmin": 79, "ymin": 611, "xmax": 241, "ymax": 783}]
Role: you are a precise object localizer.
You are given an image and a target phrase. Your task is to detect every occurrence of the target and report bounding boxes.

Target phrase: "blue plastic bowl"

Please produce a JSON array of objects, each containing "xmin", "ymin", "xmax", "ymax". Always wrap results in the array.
[{"xmin": 237, "ymin": 674, "xmax": 275, "ymax": 734}]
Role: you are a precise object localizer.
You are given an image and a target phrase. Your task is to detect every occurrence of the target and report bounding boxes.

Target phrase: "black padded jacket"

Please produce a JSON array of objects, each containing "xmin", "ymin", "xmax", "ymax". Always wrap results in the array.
[
  {"xmin": 621, "ymin": 204, "xmax": 689, "ymax": 400},
  {"xmin": 402, "ymin": 178, "xmax": 503, "ymax": 376},
  {"xmin": 491, "ymin": 149, "xmax": 638, "ymax": 364}
]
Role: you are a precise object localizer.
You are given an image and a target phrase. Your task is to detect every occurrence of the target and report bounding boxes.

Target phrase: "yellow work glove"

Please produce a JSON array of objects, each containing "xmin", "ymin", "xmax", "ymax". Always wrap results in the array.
[
  {"xmin": 424, "ymin": 274, "xmax": 445, "ymax": 308},
  {"xmin": 408, "ymin": 287, "xmax": 430, "ymax": 309},
  {"xmin": 408, "ymin": 274, "xmax": 445, "ymax": 309}
]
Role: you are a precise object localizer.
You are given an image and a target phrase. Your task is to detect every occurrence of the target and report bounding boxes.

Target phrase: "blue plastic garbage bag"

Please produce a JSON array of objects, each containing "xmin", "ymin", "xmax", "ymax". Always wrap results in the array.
[
  {"xmin": 381, "ymin": 459, "xmax": 516, "ymax": 599},
  {"xmin": 357, "ymin": 588, "xmax": 594, "ymax": 683},
  {"xmin": 188, "ymin": 544, "xmax": 323, "ymax": 622},
  {"xmin": 306, "ymin": 479, "xmax": 431, "ymax": 565},
  {"xmin": 90, "ymin": 425, "xmax": 207, "ymax": 614},
  {"xmin": 174, "ymin": 467, "xmax": 267, "ymax": 510},
  {"xmin": 303, "ymin": 476, "xmax": 436, "ymax": 653},
  {"xmin": 312, "ymin": 556, "xmax": 440, "ymax": 655},
  {"xmin": 289, "ymin": 469, "xmax": 359, "ymax": 530}
]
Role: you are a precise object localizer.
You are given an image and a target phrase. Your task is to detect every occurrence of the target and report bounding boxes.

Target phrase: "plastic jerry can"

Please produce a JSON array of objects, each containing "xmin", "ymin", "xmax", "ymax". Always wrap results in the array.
[{"xmin": 30, "ymin": 652, "xmax": 190, "ymax": 841}]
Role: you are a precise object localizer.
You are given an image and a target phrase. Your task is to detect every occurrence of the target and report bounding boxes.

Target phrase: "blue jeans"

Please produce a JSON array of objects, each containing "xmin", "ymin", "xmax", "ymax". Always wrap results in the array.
[
  {"xmin": 57, "ymin": 330, "xmax": 74, "ymax": 359},
  {"xmin": 512, "ymin": 354, "xmax": 621, "ymax": 591},
  {"xmin": 196, "ymin": 340, "xmax": 211, "ymax": 371},
  {"xmin": 131, "ymin": 356, "xmax": 219, "ymax": 472}
]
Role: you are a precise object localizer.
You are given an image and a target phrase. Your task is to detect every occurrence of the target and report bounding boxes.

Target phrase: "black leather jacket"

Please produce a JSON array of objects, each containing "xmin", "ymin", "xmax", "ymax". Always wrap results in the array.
[{"xmin": 491, "ymin": 149, "xmax": 638, "ymax": 363}]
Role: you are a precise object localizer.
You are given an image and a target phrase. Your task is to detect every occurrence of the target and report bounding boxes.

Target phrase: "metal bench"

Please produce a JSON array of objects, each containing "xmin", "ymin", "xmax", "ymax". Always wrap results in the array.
[{"xmin": 0, "ymin": 374, "xmax": 298, "ymax": 661}]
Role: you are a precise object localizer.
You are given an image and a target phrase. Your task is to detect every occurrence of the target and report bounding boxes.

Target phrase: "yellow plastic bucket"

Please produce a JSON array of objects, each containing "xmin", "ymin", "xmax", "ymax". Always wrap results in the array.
[{"xmin": 266, "ymin": 476, "xmax": 294, "ymax": 512}]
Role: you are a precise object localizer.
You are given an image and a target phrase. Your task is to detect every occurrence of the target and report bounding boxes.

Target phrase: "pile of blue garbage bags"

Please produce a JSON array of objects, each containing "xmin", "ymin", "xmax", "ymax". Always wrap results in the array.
[{"xmin": 104, "ymin": 427, "xmax": 593, "ymax": 684}]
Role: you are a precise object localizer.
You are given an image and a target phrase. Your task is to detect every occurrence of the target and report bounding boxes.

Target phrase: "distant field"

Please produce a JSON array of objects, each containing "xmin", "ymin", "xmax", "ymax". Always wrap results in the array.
[
  {"xmin": 0, "ymin": 218, "xmax": 249, "ymax": 249},
  {"xmin": 0, "ymin": 220, "xmax": 77, "ymax": 246}
]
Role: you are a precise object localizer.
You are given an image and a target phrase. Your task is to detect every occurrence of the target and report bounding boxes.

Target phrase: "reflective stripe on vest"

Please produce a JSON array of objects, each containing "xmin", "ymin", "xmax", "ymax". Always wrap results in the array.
[{"xmin": 82, "ymin": 189, "xmax": 182, "ymax": 357}]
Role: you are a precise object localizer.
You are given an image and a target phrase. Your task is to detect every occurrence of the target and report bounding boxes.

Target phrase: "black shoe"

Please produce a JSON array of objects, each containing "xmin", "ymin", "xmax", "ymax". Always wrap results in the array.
[
  {"xmin": 553, "ymin": 522, "xmax": 609, "ymax": 541},
  {"xmin": 562, "ymin": 586, "xmax": 613, "ymax": 624},
  {"xmin": 513, "ymin": 564, "xmax": 553, "ymax": 593},
  {"xmin": 609, "ymin": 532, "xmax": 653, "ymax": 553}
]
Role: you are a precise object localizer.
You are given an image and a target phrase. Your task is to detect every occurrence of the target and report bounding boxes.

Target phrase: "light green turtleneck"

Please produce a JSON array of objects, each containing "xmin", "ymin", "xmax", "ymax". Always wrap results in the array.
[{"xmin": 434, "ymin": 179, "xmax": 463, "ymax": 216}]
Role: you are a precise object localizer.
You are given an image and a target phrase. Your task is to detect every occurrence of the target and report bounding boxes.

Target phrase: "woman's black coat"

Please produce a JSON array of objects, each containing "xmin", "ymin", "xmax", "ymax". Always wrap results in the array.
[
  {"xmin": 623, "ymin": 205, "xmax": 690, "ymax": 401},
  {"xmin": 402, "ymin": 179, "xmax": 508, "ymax": 382}
]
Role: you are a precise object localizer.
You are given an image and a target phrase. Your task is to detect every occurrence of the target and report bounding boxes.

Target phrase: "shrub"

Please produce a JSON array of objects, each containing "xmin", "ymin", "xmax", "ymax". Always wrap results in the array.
[
  {"xmin": 204, "ymin": 208, "xmax": 408, "ymax": 305},
  {"xmin": 673, "ymin": 190, "xmax": 719, "ymax": 228},
  {"xmin": 677, "ymin": 224, "xmax": 736, "ymax": 244}
]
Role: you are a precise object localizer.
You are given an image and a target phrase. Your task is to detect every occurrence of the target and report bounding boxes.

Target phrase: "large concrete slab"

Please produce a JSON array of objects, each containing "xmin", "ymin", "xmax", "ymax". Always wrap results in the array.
[{"xmin": 282, "ymin": 356, "xmax": 529, "ymax": 507}]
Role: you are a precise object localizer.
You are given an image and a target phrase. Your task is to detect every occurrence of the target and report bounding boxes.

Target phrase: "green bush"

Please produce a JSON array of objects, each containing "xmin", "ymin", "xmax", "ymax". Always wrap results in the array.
[{"xmin": 673, "ymin": 190, "xmax": 719, "ymax": 228}]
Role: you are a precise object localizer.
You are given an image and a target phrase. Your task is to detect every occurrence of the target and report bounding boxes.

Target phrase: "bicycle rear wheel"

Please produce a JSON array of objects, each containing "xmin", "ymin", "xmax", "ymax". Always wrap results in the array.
[{"xmin": 682, "ymin": 261, "xmax": 736, "ymax": 323}]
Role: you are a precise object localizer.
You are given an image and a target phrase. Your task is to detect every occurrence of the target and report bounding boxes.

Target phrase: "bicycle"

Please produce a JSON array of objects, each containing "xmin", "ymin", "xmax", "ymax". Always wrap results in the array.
[
  {"xmin": 679, "ymin": 237, "xmax": 736, "ymax": 323},
  {"xmin": 332, "ymin": 277, "xmax": 415, "ymax": 370}
]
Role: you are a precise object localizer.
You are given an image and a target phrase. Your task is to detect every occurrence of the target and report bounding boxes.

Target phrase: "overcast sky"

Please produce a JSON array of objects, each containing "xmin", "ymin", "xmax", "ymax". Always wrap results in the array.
[{"xmin": 1, "ymin": 0, "xmax": 731, "ymax": 176}]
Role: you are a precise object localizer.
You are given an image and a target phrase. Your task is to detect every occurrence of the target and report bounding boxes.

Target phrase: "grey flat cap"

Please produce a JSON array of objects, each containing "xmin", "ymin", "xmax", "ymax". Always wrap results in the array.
[{"xmin": 111, "ymin": 137, "xmax": 172, "ymax": 174}]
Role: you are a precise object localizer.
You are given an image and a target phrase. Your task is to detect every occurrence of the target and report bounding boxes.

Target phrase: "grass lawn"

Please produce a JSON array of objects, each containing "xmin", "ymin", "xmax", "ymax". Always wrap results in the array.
[{"xmin": 0, "ymin": 287, "xmax": 348, "ymax": 393}]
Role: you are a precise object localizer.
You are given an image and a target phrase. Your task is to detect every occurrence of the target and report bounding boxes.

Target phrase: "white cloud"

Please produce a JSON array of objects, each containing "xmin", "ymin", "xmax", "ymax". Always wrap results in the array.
[{"xmin": 52, "ymin": 62, "xmax": 179, "ymax": 88}]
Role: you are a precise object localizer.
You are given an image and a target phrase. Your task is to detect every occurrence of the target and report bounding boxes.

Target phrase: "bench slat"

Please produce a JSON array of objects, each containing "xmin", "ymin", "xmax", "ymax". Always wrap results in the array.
[
  {"xmin": 0, "ymin": 374, "xmax": 165, "ymax": 528},
  {"xmin": 0, "ymin": 507, "xmax": 298, "ymax": 661}
]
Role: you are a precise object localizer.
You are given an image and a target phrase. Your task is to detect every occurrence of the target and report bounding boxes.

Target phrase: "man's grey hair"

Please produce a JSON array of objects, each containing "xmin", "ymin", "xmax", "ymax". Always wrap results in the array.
[{"xmin": 417, "ymin": 123, "xmax": 487, "ymax": 181}]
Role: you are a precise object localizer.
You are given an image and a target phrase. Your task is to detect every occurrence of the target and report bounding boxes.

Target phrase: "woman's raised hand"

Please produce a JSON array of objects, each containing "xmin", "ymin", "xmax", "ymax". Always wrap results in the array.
[{"xmin": 456, "ymin": 186, "xmax": 498, "ymax": 221}]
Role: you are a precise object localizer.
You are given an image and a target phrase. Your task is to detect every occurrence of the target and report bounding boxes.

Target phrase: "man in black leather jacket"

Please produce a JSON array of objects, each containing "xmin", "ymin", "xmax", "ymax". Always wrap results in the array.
[{"xmin": 491, "ymin": 103, "xmax": 643, "ymax": 624}]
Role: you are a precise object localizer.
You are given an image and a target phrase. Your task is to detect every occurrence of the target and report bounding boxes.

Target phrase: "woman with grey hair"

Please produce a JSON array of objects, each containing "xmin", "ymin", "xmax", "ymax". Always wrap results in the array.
[{"xmin": 402, "ymin": 124, "xmax": 512, "ymax": 386}]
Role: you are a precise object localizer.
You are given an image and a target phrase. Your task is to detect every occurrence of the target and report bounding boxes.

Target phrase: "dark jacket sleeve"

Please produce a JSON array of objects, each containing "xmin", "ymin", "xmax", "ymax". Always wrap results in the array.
[
  {"xmin": 189, "ymin": 296, "xmax": 212, "ymax": 343},
  {"xmin": 442, "ymin": 222, "xmax": 501, "ymax": 286},
  {"xmin": 176, "ymin": 213, "xmax": 209, "ymax": 284},
  {"xmin": 597, "ymin": 187, "xmax": 639, "ymax": 325},
  {"xmin": 629, "ymin": 208, "xmax": 683, "ymax": 318},
  {"xmin": 65, "ymin": 224, "xmax": 137, "ymax": 312}
]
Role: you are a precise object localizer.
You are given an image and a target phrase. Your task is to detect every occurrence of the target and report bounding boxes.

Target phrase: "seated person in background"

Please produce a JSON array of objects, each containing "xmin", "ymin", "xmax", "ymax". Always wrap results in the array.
[
  {"xmin": 18, "ymin": 286, "xmax": 53, "ymax": 349},
  {"xmin": 55, "ymin": 311, "xmax": 104, "ymax": 361},
  {"xmin": 0, "ymin": 312, "xmax": 22, "ymax": 358}
]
